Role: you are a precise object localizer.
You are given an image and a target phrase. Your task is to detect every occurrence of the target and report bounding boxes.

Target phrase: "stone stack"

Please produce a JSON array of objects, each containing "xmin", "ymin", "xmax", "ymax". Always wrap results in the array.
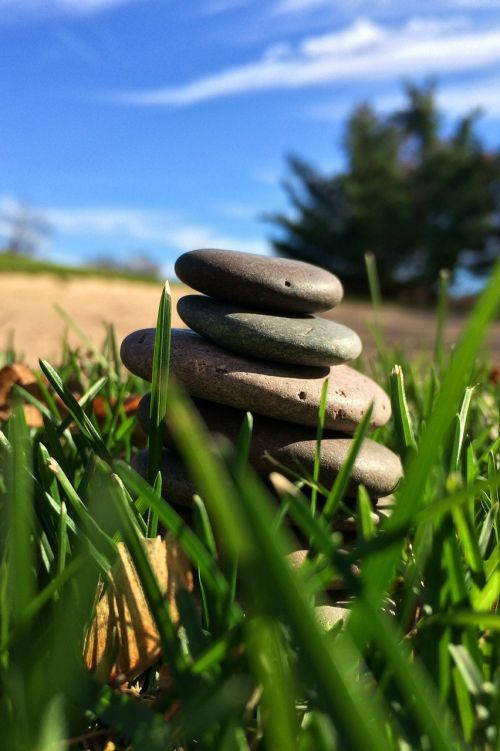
[{"xmin": 120, "ymin": 248, "xmax": 402, "ymax": 526}]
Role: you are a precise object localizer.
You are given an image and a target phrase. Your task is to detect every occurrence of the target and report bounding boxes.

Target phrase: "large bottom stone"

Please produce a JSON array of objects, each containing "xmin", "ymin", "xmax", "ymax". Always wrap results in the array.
[
  {"xmin": 120, "ymin": 328, "xmax": 391, "ymax": 433},
  {"xmin": 133, "ymin": 396, "xmax": 403, "ymax": 498}
]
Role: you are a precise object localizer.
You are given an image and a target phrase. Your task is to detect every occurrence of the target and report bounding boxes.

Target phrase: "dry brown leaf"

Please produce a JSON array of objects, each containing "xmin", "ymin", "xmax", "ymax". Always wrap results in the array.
[
  {"xmin": 84, "ymin": 534, "xmax": 193, "ymax": 683},
  {"xmin": 489, "ymin": 364, "xmax": 500, "ymax": 385},
  {"xmin": 0, "ymin": 362, "xmax": 38, "ymax": 406},
  {"xmin": 0, "ymin": 363, "xmax": 46, "ymax": 427}
]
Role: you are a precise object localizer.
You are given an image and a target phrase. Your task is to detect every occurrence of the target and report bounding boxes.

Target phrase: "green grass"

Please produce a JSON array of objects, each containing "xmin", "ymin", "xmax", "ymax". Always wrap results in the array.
[
  {"xmin": 0, "ymin": 259, "xmax": 498, "ymax": 750},
  {"xmin": 0, "ymin": 250, "xmax": 162, "ymax": 284}
]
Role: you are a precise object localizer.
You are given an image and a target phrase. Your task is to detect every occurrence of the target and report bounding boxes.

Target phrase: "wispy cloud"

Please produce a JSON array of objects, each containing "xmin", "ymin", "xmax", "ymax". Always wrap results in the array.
[
  {"xmin": 110, "ymin": 16, "xmax": 500, "ymax": 107},
  {"xmin": 0, "ymin": 196, "xmax": 269, "ymax": 270},
  {"xmin": 271, "ymin": 0, "xmax": 333, "ymax": 14},
  {"xmin": 50, "ymin": 28, "xmax": 101, "ymax": 63},
  {"xmin": 43, "ymin": 205, "xmax": 266, "ymax": 254},
  {"xmin": 202, "ymin": 0, "xmax": 257, "ymax": 15},
  {"xmin": 272, "ymin": 0, "xmax": 500, "ymax": 14}
]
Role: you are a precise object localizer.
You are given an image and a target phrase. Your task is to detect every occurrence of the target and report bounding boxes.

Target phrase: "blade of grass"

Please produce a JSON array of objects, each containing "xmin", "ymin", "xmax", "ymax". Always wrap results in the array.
[
  {"xmin": 39, "ymin": 359, "xmax": 112, "ymax": 463},
  {"xmin": 321, "ymin": 402, "xmax": 374, "ymax": 519},
  {"xmin": 110, "ymin": 476, "xmax": 188, "ymax": 682},
  {"xmin": 353, "ymin": 261, "xmax": 500, "ymax": 606},
  {"xmin": 148, "ymin": 282, "xmax": 171, "ymax": 483},
  {"xmin": 434, "ymin": 269, "xmax": 450, "ymax": 371},
  {"xmin": 389, "ymin": 365, "xmax": 417, "ymax": 461},
  {"xmin": 311, "ymin": 378, "xmax": 328, "ymax": 518},
  {"xmin": 6, "ymin": 402, "xmax": 35, "ymax": 626},
  {"xmin": 166, "ymin": 385, "xmax": 394, "ymax": 751},
  {"xmin": 114, "ymin": 461, "xmax": 232, "ymax": 600},
  {"xmin": 246, "ymin": 615, "xmax": 299, "ymax": 751}
]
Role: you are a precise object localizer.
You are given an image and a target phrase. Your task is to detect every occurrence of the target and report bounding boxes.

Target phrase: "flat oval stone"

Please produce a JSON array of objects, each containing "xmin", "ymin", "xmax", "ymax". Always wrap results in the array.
[
  {"xmin": 136, "ymin": 395, "xmax": 403, "ymax": 497},
  {"xmin": 177, "ymin": 296, "xmax": 362, "ymax": 366},
  {"xmin": 175, "ymin": 249, "xmax": 343, "ymax": 313},
  {"xmin": 120, "ymin": 328, "xmax": 390, "ymax": 433}
]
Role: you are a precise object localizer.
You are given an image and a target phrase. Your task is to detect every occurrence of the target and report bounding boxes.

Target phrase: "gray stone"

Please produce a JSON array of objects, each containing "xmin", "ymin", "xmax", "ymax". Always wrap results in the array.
[
  {"xmin": 285, "ymin": 549, "xmax": 359, "ymax": 591},
  {"xmin": 132, "ymin": 448, "xmax": 196, "ymax": 507},
  {"xmin": 314, "ymin": 605, "xmax": 349, "ymax": 631},
  {"xmin": 136, "ymin": 394, "xmax": 403, "ymax": 497},
  {"xmin": 120, "ymin": 328, "xmax": 391, "ymax": 433},
  {"xmin": 177, "ymin": 295, "xmax": 362, "ymax": 366},
  {"xmin": 175, "ymin": 248, "xmax": 343, "ymax": 313}
]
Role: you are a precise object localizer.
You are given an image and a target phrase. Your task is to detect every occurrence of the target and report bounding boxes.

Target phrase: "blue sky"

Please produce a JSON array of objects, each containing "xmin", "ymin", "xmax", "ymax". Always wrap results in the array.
[{"xmin": 2, "ymin": 0, "xmax": 500, "ymax": 276}]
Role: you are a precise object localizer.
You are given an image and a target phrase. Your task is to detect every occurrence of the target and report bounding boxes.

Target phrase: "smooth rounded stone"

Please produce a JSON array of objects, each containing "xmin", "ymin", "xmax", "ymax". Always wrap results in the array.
[
  {"xmin": 175, "ymin": 249, "xmax": 343, "ymax": 314},
  {"xmin": 136, "ymin": 394, "xmax": 403, "ymax": 497},
  {"xmin": 315, "ymin": 605, "xmax": 349, "ymax": 631},
  {"xmin": 120, "ymin": 328, "xmax": 391, "ymax": 433},
  {"xmin": 132, "ymin": 449, "xmax": 196, "ymax": 507},
  {"xmin": 285, "ymin": 549, "xmax": 359, "ymax": 591},
  {"xmin": 177, "ymin": 295, "xmax": 362, "ymax": 366}
]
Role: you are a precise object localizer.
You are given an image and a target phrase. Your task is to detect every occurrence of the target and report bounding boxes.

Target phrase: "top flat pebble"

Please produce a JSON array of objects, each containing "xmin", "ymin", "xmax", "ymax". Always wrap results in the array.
[{"xmin": 175, "ymin": 248, "xmax": 343, "ymax": 314}]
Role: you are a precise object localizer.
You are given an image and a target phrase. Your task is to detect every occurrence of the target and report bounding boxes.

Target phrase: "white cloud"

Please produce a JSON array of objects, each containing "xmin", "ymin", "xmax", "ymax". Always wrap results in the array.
[
  {"xmin": 272, "ymin": 0, "xmax": 500, "ymax": 14},
  {"xmin": 43, "ymin": 205, "xmax": 266, "ymax": 254},
  {"xmin": 110, "ymin": 16, "xmax": 500, "ymax": 107},
  {"xmin": 0, "ymin": 196, "xmax": 270, "ymax": 270},
  {"xmin": 272, "ymin": 0, "xmax": 331, "ymax": 13}
]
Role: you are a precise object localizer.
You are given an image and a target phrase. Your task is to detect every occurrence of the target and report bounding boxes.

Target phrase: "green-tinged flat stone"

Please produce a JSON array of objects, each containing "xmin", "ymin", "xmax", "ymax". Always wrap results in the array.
[
  {"xmin": 177, "ymin": 295, "xmax": 362, "ymax": 366},
  {"xmin": 136, "ymin": 394, "xmax": 403, "ymax": 497},
  {"xmin": 120, "ymin": 328, "xmax": 390, "ymax": 433},
  {"xmin": 175, "ymin": 248, "xmax": 343, "ymax": 313}
]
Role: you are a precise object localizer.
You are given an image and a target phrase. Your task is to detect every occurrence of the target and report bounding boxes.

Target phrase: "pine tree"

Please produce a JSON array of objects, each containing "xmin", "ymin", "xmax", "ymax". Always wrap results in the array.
[{"xmin": 267, "ymin": 83, "xmax": 500, "ymax": 297}]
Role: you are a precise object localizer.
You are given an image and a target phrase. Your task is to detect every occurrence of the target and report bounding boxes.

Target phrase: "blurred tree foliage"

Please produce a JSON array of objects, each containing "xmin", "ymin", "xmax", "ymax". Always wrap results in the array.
[{"xmin": 267, "ymin": 83, "xmax": 500, "ymax": 298}]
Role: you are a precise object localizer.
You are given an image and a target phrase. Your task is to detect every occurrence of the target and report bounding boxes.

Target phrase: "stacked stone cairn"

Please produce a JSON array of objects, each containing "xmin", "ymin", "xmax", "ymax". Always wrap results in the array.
[{"xmin": 120, "ymin": 249, "xmax": 403, "ymax": 624}]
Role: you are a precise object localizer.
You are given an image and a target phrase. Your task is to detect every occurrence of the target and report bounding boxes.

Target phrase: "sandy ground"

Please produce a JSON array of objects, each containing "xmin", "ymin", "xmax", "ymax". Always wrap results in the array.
[{"xmin": 1, "ymin": 272, "xmax": 498, "ymax": 366}]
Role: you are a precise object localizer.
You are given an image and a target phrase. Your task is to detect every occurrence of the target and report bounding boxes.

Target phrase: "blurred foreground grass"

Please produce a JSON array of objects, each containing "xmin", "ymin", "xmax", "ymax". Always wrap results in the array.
[{"xmin": 0, "ymin": 262, "xmax": 499, "ymax": 750}]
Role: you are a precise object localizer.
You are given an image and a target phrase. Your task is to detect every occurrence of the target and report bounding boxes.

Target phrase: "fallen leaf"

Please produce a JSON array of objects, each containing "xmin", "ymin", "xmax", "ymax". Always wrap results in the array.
[
  {"xmin": 0, "ymin": 362, "xmax": 39, "ymax": 406},
  {"xmin": 84, "ymin": 534, "xmax": 193, "ymax": 682},
  {"xmin": 489, "ymin": 364, "xmax": 500, "ymax": 385},
  {"xmin": 0, "ymin": 363, "xmax": 47, "ymax": 427}
]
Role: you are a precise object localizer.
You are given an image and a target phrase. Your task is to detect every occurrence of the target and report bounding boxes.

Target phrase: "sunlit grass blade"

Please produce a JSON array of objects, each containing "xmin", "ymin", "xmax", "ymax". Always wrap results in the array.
[
  {"xmin": 146, "ymin": 470, "xmax": 162, "ymax": 537},
  {"xmin": 389, "ymin": 365, "xmax": 417, "ymax": 460},
  {"xmin": 39, "ymin": 359, "xmax": 112, "ymax": 463},
  {"xmin": 434, "ymin": 269, "xmax": 450, "ymax": 371},
  {"xmin": 148, "ymin": 281, "xmax": 171, "ymax": 482},
  {"xmin": 357, "ymin": 485, "xmax": 376, "ymax": 541},
  {"xmin": 311, "ymin": 378, "xmax": 328, "ymax": 517},
  {"xmin": 56, "ymin": 376, "xmax": 108, "ymax": 437},
  {"xmin": 246, "ymin": 616, "xmax": 299, "ymax": 751},
  {"xmin": 364, "ymin": 252, "xmax": 389, "ymax": 369},
  {"xmin": 5, "ymin": 402, "xmax": 35, "ymax": 626},
  {"xmin": 114, "ymin": 460, "xmax": 232, "ymax": 600},
  {"xmin": 165, "ymin": 388, "xmax": 392, "ymax": 750},
  {"xmin": 54, "ymin": 304, "xmax": 115, "ymax": 377},
  {"xmin": 321, "ymin": 402, "xmax": 374, "ymax": 519},
  {"xmin": 47, "ymin": 457, "xmax": 116, "ymax": 568},
  {"xmin": 449, "ymin": 386, "xmax": 475, "ymax": 472},
  {"xmin": 234, "ymin": 411, "xmax": 253, "ymax": 478},
  {"xmin": 110, "ymin": 476, "xmax": 188, "ymax": 681},
  {"xmin": 354, "ymin": 261, "xmax": 500, "ymax": 605}
]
